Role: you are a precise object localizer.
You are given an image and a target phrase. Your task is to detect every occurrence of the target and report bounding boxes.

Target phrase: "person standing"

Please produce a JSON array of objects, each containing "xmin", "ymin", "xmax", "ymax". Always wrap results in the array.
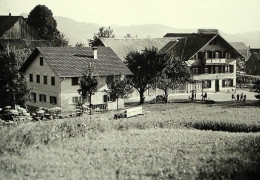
[
  {"xmin": 204, "ymin": 92, "xmax": 207, "ymax": 100},
  {"xmin": 237, "ymin": 94, "xmax": 240, "ymax": 101},
  {"xmin": 243, "ymin": 94, "xmax": 246, "ymax": 102},
  {"xmin": 191, "ymin": 91, "xmax": 194, "ymax": 102},
  {"xmin": 240, "ymin": 92, "xmax": 243, "ymax": 102},
  {"xmin": 231, "ymin": 93, "xmax": 235, "ymax": 100}
]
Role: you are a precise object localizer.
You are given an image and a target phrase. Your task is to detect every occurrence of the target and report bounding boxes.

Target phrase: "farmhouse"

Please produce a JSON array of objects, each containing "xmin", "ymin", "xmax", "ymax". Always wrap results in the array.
[
  {"xmin": 99, "ymin": 29, "xmax": 243, "ymax": 96},
  {"xmin": 20, "ymin": 47, "xmax": 132, "ymax": 112},
  {"xmin": 245, "ymin": 48, "xmax": 260, "ymax": 75}
]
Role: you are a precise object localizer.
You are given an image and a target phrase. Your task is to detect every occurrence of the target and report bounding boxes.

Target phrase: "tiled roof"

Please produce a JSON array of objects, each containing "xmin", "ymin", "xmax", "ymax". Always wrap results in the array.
[
  {"xmin": 230, "ymin": 42, "xmax": 248, "ymax": 50},
  {"xmin": 20, "ymin": 47, "xmax": 132, "ymax": 77},
  {"xmin": 0, "ymin": 39, "xmax": 51, "ymax": 50},
  {"xmin": 230, "ymin": 42, "xmax": 250, "ymax": 60},
  {"xmin": 0, "ymin": 16, "xmax": 21, "ymax": 37},
  {"xmin": 100, "ymin": 38, "xmax": 176, "ymax": 61}
]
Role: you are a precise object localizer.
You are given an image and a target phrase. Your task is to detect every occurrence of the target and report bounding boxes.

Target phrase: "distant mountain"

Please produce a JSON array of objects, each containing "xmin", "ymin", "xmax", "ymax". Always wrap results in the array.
[{"xmin": 21, "ymin": 13, "xmax": 260, "ymax": 47}]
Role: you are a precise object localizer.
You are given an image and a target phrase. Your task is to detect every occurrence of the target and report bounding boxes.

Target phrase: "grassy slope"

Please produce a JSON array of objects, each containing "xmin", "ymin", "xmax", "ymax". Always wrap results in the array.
[{"xmin": 0, "ymin": 102, "xmax": 260, "ymax": 179}]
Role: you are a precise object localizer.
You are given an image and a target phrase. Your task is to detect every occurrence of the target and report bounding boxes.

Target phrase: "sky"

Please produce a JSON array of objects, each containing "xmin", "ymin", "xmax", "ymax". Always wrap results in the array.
[{"xmin": 1, "ymin": 0, "xmax": 260, "ymax": 34}]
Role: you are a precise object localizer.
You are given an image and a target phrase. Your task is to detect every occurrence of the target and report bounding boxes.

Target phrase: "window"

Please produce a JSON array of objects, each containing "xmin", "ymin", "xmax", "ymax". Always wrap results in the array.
[
  {"xmin": 50, "ymin": 96, "xmax": 57, "ymax": 105},
  {"xmin": 222, "ymin": 79, "xmax": 234, "ymax": 87},
  {"xmin": 204, "ymin": 66, "xmax": 209, "ymax": 74},
  {"xmin": 72, "ymin": 77, "xmax": 79, "ymax": 86},
  {"xmin": 44, "ymin": 76, "xmax": 47, "ymax": 84},
  {"xmin": 103, "ymin": 95, "xmax": 110, "ymax": 102},
  {"xmin": 203, "ymin": 80, "xmax": 211, "ymax": 88},
  {"xmin": 215, "ymin": 66, "xmax": 219, "ymax": 74},
  {"xmin": 40, "ymin": 57, "xmax": 43, "ymax": 66},
  {"xmin": 51, "ymin": 76, "xmax": 55, "ymax": 86},
  {"xmin": 30, "ymin": 92, "xmax": 36, "ymax": 103},
  {"xmin": 29, "ymin": 74, "xmax": 33, "ymax": 82},
  {"xmin": 191, "ymin": 67, "xmax": 199, "ymax": 75},
  {"xmin": 72, "ymin": 96, "xmax": 83, "ymax": 104},
  {"xmin": 36, "ymin": 75, "xmax": 40, "ymax": 83},
  {"xmin": 229, "ymin": 65, "xmax": 234, "ymax": 73},
  {"xmin": 39, "ymin": 94, "xmax": 46, "ymax": 103}
]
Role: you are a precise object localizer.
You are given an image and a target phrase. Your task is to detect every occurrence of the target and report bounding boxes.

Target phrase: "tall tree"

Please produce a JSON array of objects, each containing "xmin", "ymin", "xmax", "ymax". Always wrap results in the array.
[
  {"xmin": 89, "ymin": 26, "xmax": 115, "ymax": 47},
  {"xmin": 78, "ymin": 63, "xmax": 99, "ymax": 115},
  {"xmin": 106, "ymin": 74, "xmax": 133, "ymax": 110},
  {"xmin": 0, "ymin": 50, "xmax": 29, "ymax": 110},
  {"xmin": 125, "ymin": 47, "xmax": 167, "ymax": 104},
  {"xmin": 155, "ymin": 55, "xmax": 192, "ymax": 102},
  {"xmin": 27, "ymin": 5, "xmax": 69, "ymax": 47}
]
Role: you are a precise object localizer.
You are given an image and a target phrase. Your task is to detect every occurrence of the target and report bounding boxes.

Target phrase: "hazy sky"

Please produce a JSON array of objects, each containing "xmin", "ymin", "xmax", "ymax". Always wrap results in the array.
[{"xmin": 1, "ymin": 0, "xmax": 259, "ymax": 34}]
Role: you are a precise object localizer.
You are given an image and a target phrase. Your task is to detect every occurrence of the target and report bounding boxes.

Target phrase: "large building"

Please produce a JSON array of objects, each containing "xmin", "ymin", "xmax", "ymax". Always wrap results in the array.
[
  {"xmin": 20, "ymin": 47, "xmax": 132, "ymax": 112},
  {"xmin": 99, "ymin": 29, "xmax": 243, "ymax": 96}
]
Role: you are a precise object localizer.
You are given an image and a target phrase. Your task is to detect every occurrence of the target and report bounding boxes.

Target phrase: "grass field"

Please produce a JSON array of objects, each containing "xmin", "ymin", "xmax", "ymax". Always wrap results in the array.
[{"xmin": 0, "ymin": 101, "xmax": 260, "ymax": 179}]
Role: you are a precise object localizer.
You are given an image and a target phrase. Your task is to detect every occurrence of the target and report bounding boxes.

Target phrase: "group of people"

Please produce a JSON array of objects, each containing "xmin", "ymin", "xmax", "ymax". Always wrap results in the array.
[
  {"xmin": 232, "ymin": 92, "xmax": 246, "ymax": 102},
  {"xmin": 190, "ymin": 90, "xmax": 208, "ymax": 101}
]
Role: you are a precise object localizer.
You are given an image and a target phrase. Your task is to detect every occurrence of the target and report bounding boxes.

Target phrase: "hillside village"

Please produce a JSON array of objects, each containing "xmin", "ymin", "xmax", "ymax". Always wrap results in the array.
[{"xmin": 0, "ymin": 2, "xmax": 260, "ymax": 179}]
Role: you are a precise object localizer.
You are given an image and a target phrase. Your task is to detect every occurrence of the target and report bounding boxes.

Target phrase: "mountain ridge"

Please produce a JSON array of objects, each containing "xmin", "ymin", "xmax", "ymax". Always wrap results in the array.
[{"xmin": 20, "ymin": 13, "xmax": 260, "ymax": 48}]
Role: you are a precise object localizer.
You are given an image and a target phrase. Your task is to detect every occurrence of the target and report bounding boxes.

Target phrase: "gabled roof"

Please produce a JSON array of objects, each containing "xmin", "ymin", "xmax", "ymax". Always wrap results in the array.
[
  {"xmin": 163, "ymin": 33, "xmax": 243, "ymax": 60},
  {"xmin": 20, "ymin": 47, "xmax": 132, "ymax": 77},
  {"xmin": 163, "ymin": 33, "xmax": 217, "ymax": 60},
  {"xmin": 0, "ymin": 39, "xmax": 51, "ymax": 50},
  {"xmin": 0, "ymin": 16, "xmax": 21, "ymax": 37},
  {"xmin": 99, "ymin": 38, "xmax": 177, "ymax": 60}
]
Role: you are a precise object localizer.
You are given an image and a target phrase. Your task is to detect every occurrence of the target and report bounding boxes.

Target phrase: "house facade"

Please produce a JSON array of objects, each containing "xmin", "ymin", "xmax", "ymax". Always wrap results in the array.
[
  {"xmin": 20, "ymin": 47, "xmax": 132, "ymax": 112},
  {"xmin": 99, "ymin": 29, "xmax": 243, "ymax": 97}
]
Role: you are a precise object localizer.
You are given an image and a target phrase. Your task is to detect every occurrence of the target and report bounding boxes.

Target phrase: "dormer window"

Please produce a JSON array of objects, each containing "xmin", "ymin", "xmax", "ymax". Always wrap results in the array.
[{"xmin": 40, "ymin": 57, "xmax": 44, "ymax": 66}]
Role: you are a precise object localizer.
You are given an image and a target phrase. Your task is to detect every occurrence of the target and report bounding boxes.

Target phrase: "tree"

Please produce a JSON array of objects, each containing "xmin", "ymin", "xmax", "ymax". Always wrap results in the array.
[
  {"xmin": 0, "ymin": 50, "xmax": 29, "ymax": 110},
  {"xmin": 125, "ymin": 47, "xmax": 167, "ymax": 104},
  {"xmin": 75, "ymin": 42, "xmax": 86, "ymax": 48},
  {"xmin": 28, "ymin": 5, "xmax": 69, "ymax": 46},
  {"xmin": 155, "ymin": 55, "xmax": 192, "ymax": 102},
  {"xmin": 89, "ymin": 26, "xmax": 115, "ymax": 47},
  {"xmin": 106, "ymin": 74, "xmax": 133, "ymax": 110},
  {"xmin": 252, "ymin": 79, "xmax": 260, "ymax": 103},
  {"xmin": 78, "ymin": 63, "xmax": 99, "ymax": 115}
]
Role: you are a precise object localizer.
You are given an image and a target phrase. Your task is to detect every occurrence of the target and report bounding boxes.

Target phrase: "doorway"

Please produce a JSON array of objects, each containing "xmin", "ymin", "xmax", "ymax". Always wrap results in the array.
[{"xmin": 215, "ymin": 80, "xmax": 219, "ymax": 92}]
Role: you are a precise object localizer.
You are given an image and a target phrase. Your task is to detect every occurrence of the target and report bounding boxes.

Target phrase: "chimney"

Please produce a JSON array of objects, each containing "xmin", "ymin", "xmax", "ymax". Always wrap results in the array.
[
  {"xmin": 92, "ymin": 47, "xmax": 97, "ymax": 59},
  {"xmin": 9, "ymin": 13, "xmax": 11, "ymax": 16}
]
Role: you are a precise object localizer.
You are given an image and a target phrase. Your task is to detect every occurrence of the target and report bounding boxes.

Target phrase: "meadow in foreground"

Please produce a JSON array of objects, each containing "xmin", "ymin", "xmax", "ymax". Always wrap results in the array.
[{"xmin": 0, "ymin": 102, "xmax": 259, "ymax": 179}]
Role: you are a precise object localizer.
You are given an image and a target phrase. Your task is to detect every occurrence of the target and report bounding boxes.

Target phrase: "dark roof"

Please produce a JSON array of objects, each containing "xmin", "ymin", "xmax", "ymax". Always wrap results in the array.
[
  {"xmin": 164, "ymin": 33, "xmax": 197, "ymax": 38},
  {"xmin": 100, "ymin": 38, "xmax": 176, "ymax": 60},
  {"xmin": 250, "ymin": 48, "xmax": 260, "ymax": 53},
  {"xmin": 0, "ymin": 39, "xmax": 51, "ymax": 50},
  {"xmin": 163, "ymin": 33, "xmax": 243, "ymax": 60},
  {"xmin": 163, "ymin": 33, "xmax": 217, "ymax": 60},
  {"xmin": 158, "ymin": 40, "xmax": 178, "ymax": 54},
  {"xmin": 0, "ymin": 16, "xmax": 21, "ymax": 37},
  {"xmin": 20, "ymin": 47, "xmax": 132, "ymax": 77}
]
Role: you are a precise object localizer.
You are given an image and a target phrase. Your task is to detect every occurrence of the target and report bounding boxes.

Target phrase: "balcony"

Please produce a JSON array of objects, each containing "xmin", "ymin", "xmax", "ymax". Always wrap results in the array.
[{"xmin": 205, "ymin": 58, "xmax": 227, "ymax": 64}]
